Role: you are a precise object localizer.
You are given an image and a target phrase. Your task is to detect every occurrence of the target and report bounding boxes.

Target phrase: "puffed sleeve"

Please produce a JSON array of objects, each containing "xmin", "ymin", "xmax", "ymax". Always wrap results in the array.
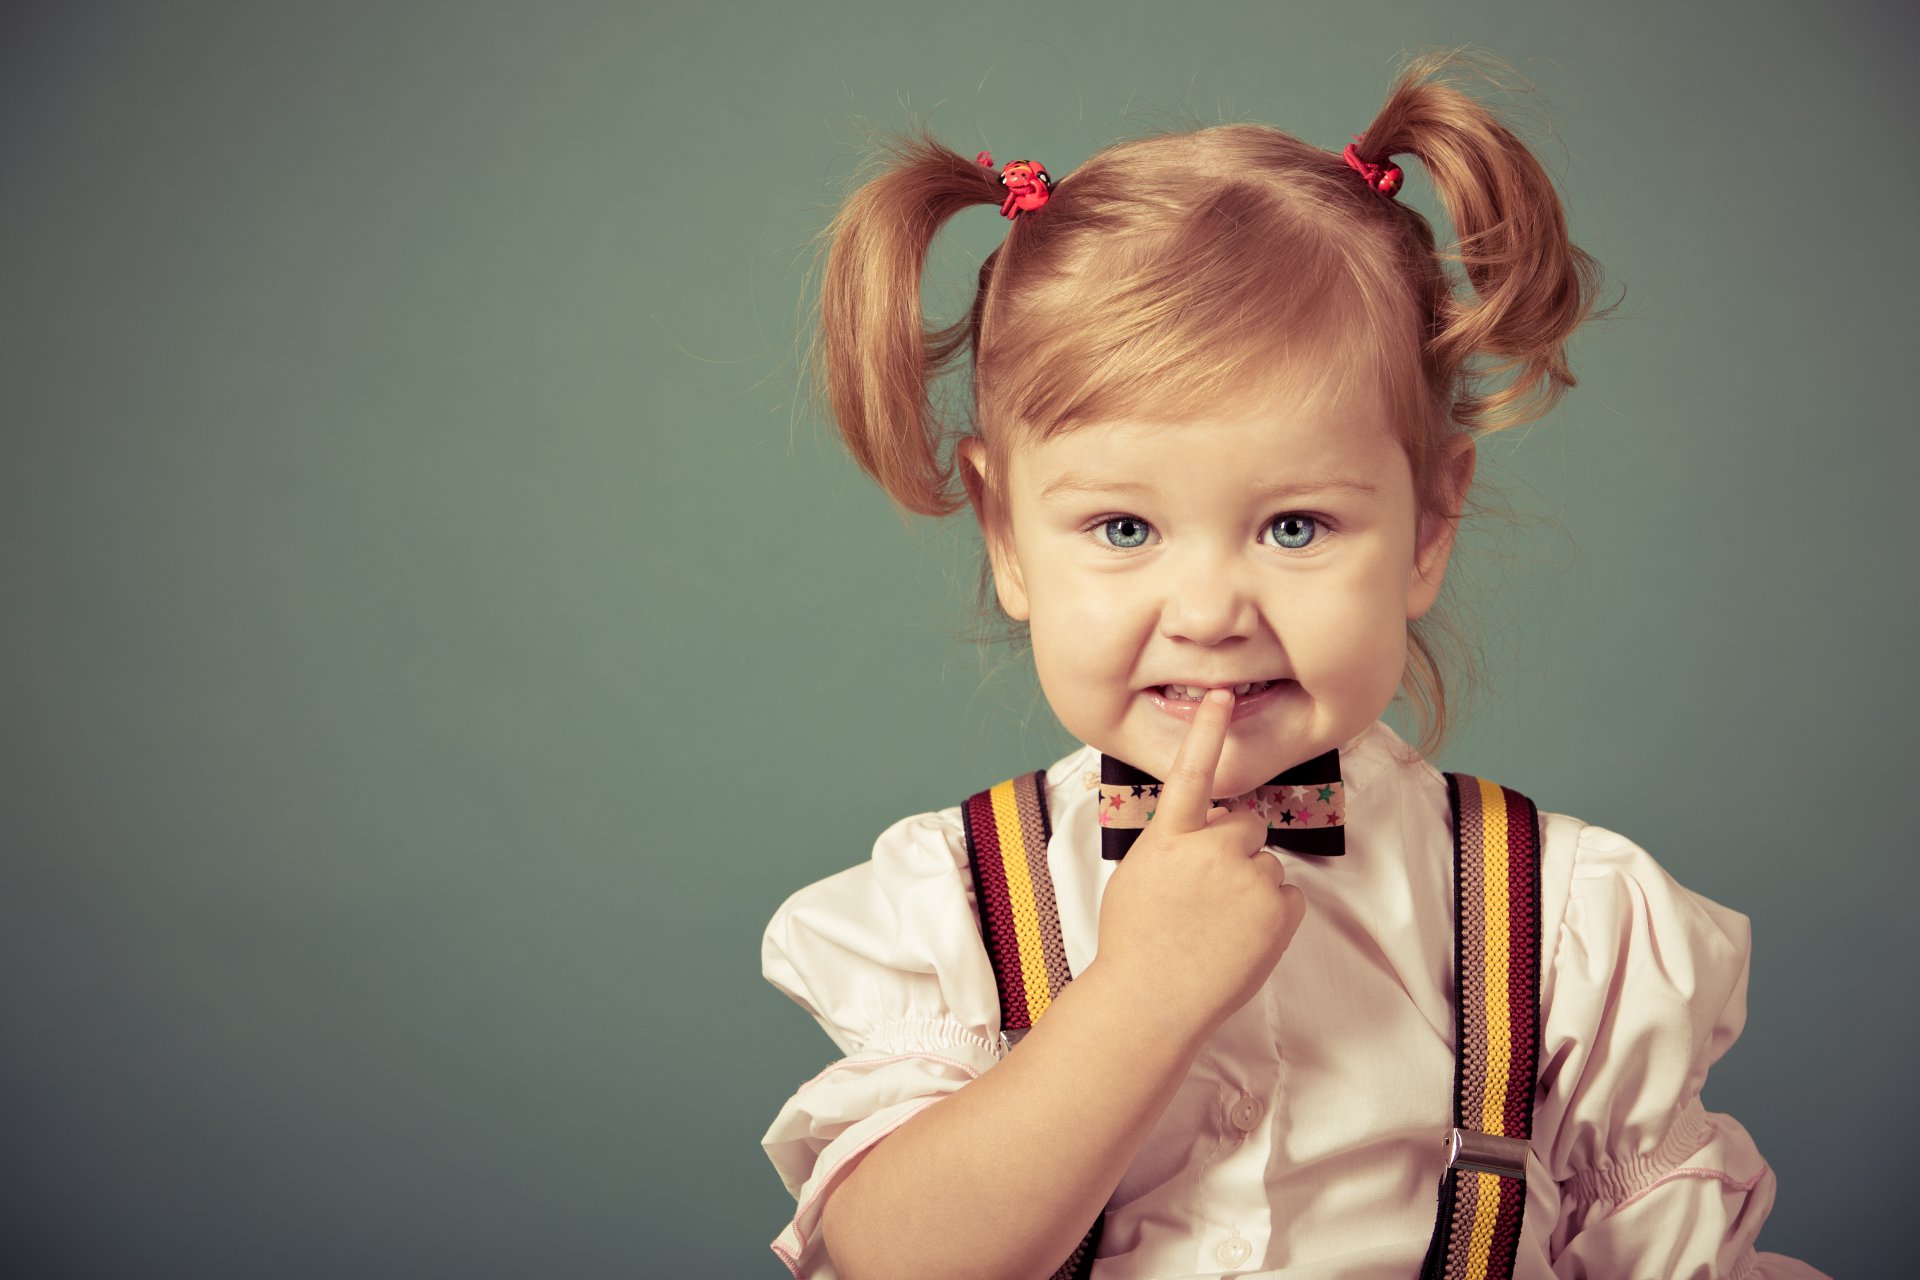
[
  {"xmin": 759, "ymin": 807, "xmax": 1009, "ymax": 1279},
  {"xmin": 1536, "ymin": 823, "xmax": 1830, "ymax": 1279}
]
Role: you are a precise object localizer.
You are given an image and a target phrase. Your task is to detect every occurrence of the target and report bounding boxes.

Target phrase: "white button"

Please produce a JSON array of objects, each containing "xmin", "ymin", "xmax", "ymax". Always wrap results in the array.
[
  {"xmin": 1215, "ymin": 1234, "xmax": 1253, "ymax": 1267},
  {"xmin": 1229, "ymin": 1095, "xmax": 1261, "ymax": 1131}
]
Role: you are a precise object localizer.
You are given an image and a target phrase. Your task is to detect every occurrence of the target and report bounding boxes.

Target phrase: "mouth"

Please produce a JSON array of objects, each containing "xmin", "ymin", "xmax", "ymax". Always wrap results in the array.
[
  {"xmin": 1142, "ymin": 678, "xmax": 1291, "ymax": 722},
  {"xmin": 1150, "ymin": 679, "xmax": 1285, "ymax": 702}
]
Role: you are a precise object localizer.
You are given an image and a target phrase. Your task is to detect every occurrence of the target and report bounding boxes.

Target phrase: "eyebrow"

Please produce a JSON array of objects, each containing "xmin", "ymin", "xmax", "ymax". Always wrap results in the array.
[{"xmin": 1038, "ymin": 472, "xmax": 1380, "ymax": 502}]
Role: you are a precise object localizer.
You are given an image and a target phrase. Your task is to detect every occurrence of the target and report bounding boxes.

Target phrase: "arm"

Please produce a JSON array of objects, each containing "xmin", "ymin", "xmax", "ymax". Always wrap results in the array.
[
  {"xmin": 1538, "ymin": 824, "xmax": 1830, "ymax": 1279},
  {"xmin": 819, "ymin": 955, "xmax": 1210, "ymax": 1280}
]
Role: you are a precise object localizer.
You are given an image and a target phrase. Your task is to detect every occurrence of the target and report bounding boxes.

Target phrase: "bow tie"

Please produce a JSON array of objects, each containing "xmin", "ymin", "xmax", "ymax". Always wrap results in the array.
[{"xmin": 1084, "ymin": 746, "xmax": 1346, "ymax": 861}]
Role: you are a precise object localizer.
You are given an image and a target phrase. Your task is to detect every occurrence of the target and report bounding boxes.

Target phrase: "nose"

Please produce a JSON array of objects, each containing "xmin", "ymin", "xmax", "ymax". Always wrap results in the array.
[{"xmin": 1156, "ymin": 543, "xmax": 1261, "ymax": 645}]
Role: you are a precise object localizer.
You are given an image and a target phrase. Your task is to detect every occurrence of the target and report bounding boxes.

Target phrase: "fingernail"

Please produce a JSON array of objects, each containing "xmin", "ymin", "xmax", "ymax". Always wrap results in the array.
[{"xmin": 1207, "ymin": 689, "xmax": 1230, "ymax": 706}]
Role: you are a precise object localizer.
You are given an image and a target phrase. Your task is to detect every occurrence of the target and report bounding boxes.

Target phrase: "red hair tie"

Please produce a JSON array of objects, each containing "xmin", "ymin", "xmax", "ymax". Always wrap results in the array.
[
  {"xmin": 1342, "ymin": 136, "xmax": 1403, "ymax": 199},
  {"xmin": 977, "ymin": 150, "xmax": 1053, "ymax": 220}
]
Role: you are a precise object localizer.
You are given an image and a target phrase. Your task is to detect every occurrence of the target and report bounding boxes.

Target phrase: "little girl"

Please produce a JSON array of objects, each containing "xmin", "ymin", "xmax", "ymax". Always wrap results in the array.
[{"xmin": 758, "ymin": 50, "xmax": 1830, "ymax": 1280}]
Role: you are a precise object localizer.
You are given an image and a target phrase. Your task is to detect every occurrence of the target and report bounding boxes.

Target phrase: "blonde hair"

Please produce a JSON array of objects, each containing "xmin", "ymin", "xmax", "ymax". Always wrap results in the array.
[{"xmin": 798, "ymin": 47, "xmax": 1614, "ymax": 761}]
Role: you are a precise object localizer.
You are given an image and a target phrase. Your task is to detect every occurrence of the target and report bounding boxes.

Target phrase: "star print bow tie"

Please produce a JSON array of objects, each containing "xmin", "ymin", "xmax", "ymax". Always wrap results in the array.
[{"xmin": 1085, "ymin": 747, "xmax": 1346, "ymax": 861}]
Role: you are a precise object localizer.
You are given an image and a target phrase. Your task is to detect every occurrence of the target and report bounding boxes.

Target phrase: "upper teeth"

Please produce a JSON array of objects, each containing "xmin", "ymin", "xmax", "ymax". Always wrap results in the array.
[{"xmin": 1163, "ymin": 680, "xmax": 1276, "ymax": 700}]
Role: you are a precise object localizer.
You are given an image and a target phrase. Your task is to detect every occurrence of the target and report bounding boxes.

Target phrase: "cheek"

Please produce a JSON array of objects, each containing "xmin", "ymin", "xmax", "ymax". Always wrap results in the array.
[
  {"xmin": 1029, "ymin": 559, "xmax": 1118, "ymax": 635},
  {"xmin": 1026, "ymin": 569, "xmax": 1143, "ymax": 691},
  {"xmin": 1285, "ymin": 562, "xmax": 1408, "ymax": 677}
]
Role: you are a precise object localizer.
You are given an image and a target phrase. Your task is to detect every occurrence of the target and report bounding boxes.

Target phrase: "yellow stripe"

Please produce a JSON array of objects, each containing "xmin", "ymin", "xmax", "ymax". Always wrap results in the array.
[
  {"xmin": 1465, "ymin": 1169, "xmax": 1500, "ymax": 1278},
  {"xmin": 1475, "ymin": 776, "xmax": 1513, "ymax": 1138},
  {"xmin": 990, "ymin": 779, "xmax": 1055, "ymax": 1021}
]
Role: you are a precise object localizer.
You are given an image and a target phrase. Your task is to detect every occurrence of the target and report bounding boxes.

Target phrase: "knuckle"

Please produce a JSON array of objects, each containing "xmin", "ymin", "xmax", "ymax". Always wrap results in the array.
[{"xmin": 1208, "ymin": 829, "xmax": 1252, "ymax": 859}]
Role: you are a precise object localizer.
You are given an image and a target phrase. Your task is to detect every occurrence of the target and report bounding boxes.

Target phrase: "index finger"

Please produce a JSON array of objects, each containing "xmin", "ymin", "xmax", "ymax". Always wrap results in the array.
[{"xmin": 1154, "ymin": 688, "xmax": 1234, "ymax": 835}]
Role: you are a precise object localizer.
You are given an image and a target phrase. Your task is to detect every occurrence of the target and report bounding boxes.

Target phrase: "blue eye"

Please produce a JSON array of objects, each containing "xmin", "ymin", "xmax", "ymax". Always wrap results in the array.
[
  {"xmin": 1266, "ymin": 514, "xmax": 1320, "ymax": 550},
  {"xmin": 1094, "ymin": 516, "xmax": 1153, "ymax": 550}
]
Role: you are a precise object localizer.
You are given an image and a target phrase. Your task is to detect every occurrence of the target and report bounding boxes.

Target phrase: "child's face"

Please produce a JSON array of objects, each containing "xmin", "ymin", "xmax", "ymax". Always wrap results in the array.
[{"xmin": 963, "ymin": 383, "xmax": 1468, "ymax": 799}]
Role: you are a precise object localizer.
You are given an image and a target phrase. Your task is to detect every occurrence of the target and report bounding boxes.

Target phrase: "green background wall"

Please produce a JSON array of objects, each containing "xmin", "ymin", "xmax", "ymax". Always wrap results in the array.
[{"xmin": 2, "ymin": 1, "xmax": 1901, "ymax": 1274}]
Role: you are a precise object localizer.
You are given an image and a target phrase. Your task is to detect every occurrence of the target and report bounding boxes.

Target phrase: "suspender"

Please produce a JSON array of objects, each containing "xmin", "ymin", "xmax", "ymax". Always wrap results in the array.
[
  {"xmin": 961, "ymin": 771, "xmax": 1100, "ymax": 1279},
  {"xmin": 1419, "ymin": 773, "xmax": 1543, "ymax": 1280},
  {"xmin": 959, "ymin": 768, "xmax": 1543, "ymax": 1280}
]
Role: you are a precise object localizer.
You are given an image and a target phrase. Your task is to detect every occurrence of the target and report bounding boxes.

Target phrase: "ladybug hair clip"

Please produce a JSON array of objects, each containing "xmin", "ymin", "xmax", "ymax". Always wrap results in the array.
[{"xmin": 977, "ymin": 150, "xmax": 1052, "ymax": 220}]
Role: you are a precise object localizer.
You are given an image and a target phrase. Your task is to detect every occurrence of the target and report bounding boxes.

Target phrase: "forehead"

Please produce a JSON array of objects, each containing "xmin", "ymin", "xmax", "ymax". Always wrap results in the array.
[{"xmin": 1010, "ymin": 375, "xmax": 1401, "ymax": 490}]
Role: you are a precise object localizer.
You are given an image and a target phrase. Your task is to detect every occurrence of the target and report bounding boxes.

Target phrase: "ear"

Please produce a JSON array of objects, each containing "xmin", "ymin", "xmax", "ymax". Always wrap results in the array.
[
  {"xmin": 1406, "ymin": 435, "xmax": 1476, "ymax": 622},
  {"xmin": 957, "ymin": 437, "xmax": 1031, "ymax": 622}
]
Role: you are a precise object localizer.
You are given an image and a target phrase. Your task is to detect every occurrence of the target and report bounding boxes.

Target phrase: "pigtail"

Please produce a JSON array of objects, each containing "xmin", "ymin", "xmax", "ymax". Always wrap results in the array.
[
  {"xmin": 803, "ymin": 126, "xmax": 1011, "ymax": 519},
  {"xmin": 1355, "ymin": 48, "xmax": 1613, "ymax": 437}
]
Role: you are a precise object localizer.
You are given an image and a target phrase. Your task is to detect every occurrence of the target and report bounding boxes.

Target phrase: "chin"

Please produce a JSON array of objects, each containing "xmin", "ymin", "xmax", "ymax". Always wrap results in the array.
[{"xmin": 1214, "ymin": 752, "xmax": 1295, "ymax": 796}]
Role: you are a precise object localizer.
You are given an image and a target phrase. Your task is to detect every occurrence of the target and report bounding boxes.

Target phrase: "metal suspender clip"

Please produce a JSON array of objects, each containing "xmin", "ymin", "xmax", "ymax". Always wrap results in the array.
[{"xmin": 1444, "ymin": 1127, "xmax": 1530, "ymax": 1181}]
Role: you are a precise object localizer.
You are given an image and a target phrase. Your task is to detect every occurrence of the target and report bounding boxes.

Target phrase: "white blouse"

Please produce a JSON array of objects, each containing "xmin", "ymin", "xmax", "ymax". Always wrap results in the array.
[{"xmin": 759, "ymin": 719, "xmax": 1830, "ymax": 1279}]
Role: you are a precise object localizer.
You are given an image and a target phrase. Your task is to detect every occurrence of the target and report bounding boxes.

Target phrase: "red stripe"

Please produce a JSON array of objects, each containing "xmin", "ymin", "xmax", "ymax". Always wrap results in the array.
[
  {"xmin": 963, "ymin": 790, "xmax": 1033, "ymax": 1030},
  {"xmin": 1498, "ymin": 784, "xmax": 1540, "ymax": 1139}
]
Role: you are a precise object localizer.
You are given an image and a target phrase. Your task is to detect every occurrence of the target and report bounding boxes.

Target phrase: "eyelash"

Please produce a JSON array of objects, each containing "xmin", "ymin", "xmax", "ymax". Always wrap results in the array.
[{"xmin": 1080, "ymin": 512, "xmax": 1336, "ymax": 556}]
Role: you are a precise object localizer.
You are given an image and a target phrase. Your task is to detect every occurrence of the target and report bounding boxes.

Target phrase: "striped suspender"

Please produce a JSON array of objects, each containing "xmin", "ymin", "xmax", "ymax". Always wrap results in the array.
[
  {"xmin": 1419, "ymin": 772, "xmax": 1544, "ymax": 1280},
  {"xmin": 960, "ymin": 770, "xmax": 1101, "ymax": 1280},
  {"xmin": 960, "ymin": 767, "xmax": 1543, "ymax": 1280}
]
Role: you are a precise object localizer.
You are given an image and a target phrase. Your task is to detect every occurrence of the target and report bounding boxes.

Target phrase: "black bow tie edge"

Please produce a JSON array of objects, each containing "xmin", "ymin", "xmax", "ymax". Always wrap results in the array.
[{"xmin": 1091, "ymin": 747, "xmax": 1346, "ymax": 861}]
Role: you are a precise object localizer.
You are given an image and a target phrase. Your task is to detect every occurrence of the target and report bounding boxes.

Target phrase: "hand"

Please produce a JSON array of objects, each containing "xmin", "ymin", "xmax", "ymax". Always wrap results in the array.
[{"xmin": 1091, "ymin": 689, "xmax": 1309, "ymax": 1038}]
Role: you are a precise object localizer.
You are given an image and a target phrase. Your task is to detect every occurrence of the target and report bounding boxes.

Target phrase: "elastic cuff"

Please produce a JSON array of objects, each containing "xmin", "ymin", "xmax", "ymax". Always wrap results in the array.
[
  {"xmin": 858, "ymin": 1013, "xmax": 1007, "ymax": 1064},
  {"xmin": 1562, "ymin": 1092, "xmax": 1715, "ymax": 1205}
]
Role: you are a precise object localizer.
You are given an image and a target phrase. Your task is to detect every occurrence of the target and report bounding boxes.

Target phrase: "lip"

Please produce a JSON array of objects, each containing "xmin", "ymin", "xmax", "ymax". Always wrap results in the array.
[{"xmin": 1143, "ymin": 679, "xmax": 1291, "ymax": 722}]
